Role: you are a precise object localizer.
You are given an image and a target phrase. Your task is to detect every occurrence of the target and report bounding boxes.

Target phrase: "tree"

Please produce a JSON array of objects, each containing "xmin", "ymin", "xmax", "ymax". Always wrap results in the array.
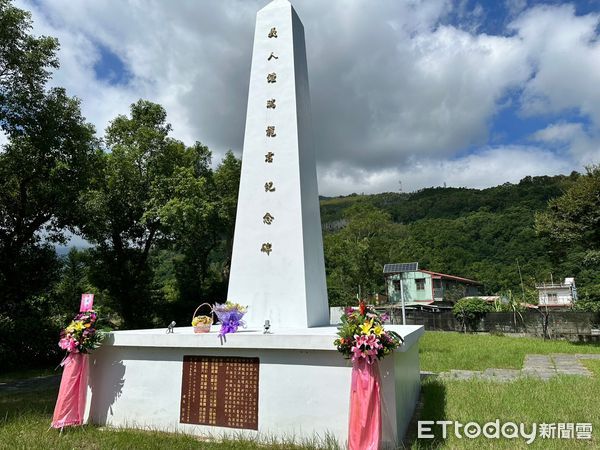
[
  {"xmin": 53, "ymin": 248, "xmax": 96, "ymax": 313},
  {"xmin": 324, "ymin": 203, "xmax": 399, "ymax": 305},
  {"xmin": 0, "ymin": 1, "xmax": 100, "ymax": 314},
  {"xmin": 535, "ymin": 165, "xmax": 600, "ymax": 265},
  {"xmin": 493, "ymin": 290, "xmax": 525, "ymax": 332},
  {"xmin": 0, "ymin": 0, "xmax": 58, "ymax": 136},
  {"xmin": 158, "ymin": 143, "xmax": 218, "ymax": 307},
  {"xmin": 452, "ymin": 297, "xmax": 491, "ymax": 332},
  {"xmin": 0, "ymin": 89, "xmax": 100, "ymax": 311},
  {"xmin": 213, "ymin": 150, "xmax": 242, "ymax": 276},
  {"xmin": 81, "ymin": 100, "xmax": 218, "ymax": 327},
  {"xmin": 158, "ymin": 150, "xmax": 241, "ymax": 311}
]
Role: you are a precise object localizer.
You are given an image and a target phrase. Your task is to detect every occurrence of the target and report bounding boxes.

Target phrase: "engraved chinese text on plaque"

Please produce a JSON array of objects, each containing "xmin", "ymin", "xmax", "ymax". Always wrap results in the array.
[{"xmin": 180, "ymin": 355, "xmax": 259, "ymax": 430}]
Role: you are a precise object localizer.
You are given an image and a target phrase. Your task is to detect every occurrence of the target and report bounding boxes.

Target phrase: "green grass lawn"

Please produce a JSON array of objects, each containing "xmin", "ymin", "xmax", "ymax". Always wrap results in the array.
[
  {"xmin": 412, "ymin": 332, "xmax": 600, "ymax": 448},
  {"xmin": 419, "ymin": 331, "xmax": 600, "ymax": 372},
  {"xmin": 0, "ymin": 380, "xmax": 334, "ymax": 449},
  {"xmin": 413, "ymin": 360, "xmax": 600, "ymax": 449}
]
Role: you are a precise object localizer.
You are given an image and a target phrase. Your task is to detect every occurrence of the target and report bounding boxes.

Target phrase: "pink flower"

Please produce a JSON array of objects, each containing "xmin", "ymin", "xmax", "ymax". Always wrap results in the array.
[
  {"xmin": 69, "ymin": 340, "xmax": 79, "ymax": 352},
  {"xmin": 351, "ymin": 344, "xmax": 363, "ymax": 360},
  {"xmin": 351, "ymin": 334, "xmax": 382, "ymax": 364},
  {"xmin": 365, "ymin": 334, "xmax": 382, "ymax": 350},
  {"xmin": 59, "ymin": 336, "xmax": 79, "ymax": 353},
  {"xmin": 58, "ymin": 338, "xmax": 71, "ymax": 350}
]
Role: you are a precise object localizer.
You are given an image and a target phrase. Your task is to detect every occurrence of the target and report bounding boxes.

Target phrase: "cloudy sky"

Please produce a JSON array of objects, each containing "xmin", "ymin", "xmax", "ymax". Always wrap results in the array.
[{"xmin": 12, "ymin": 0, "xmax": 600, "ymax": 196}]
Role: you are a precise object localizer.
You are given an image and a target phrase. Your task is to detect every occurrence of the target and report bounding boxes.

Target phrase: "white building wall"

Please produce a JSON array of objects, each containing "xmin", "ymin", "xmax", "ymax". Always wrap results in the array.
[{"xmin": 538, "ymin": 287, "xmax": 573, "ymax": 306}]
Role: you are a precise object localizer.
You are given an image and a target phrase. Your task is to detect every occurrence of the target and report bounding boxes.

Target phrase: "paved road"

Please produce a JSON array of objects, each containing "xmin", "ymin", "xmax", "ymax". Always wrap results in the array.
[
  {"xmin": 0, "ymin": 374, "xmax": 61, "ymax": 394},
  {"xmin": 438, "ymin": 353, "xmax": 600, "ymax": 381}
]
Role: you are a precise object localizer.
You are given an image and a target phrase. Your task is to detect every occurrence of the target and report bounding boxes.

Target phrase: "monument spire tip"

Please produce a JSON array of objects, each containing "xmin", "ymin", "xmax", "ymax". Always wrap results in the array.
[
  {"xmin": 266, "ymin": 0, "xmax": 291, "ymax": 6},
  {"xmin": 260, "ymin": 0, "xmax": 292, "ymax": 13}
]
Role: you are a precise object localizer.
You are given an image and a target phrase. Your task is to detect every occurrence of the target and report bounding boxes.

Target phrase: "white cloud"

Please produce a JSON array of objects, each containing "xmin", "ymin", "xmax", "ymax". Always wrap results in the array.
[
  {"xmin": 11, "ymin": 0, "xmax": 600, "ymax": 196},
  {"xmin": 532, "ymin": 122, "xmax": 584, "ymax": 143},
  {"xmin": 19, "ymin": 0, "xmax": 529, "ymax": 164},
  {"xmin": 513, "ymin": 5, "xmax": 600, "ymax": 125},
  {"xmin": 318, "ymin": 146, "xmax": 574, "ymax": 196},
  {"xmin": 532, "ymin": 122, "xmax": 600, "ymax": 164},
  {"xmin": 17, "ymin": 0, "xmax": 257, "ymax": 148},
  {"xmin": 505, "ymin": 0, "xmax": 527, "ymax": 17}
]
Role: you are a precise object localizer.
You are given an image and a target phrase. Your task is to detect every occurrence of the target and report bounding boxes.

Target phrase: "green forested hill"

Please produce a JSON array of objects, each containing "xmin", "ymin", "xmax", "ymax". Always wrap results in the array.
[
  {"xmin": 320, "ymin": 173, "xmax": 598, "ymax": 304},
  {"xmin": 321, "ymin": 173, "xmax": 578, "ymax": 224}
]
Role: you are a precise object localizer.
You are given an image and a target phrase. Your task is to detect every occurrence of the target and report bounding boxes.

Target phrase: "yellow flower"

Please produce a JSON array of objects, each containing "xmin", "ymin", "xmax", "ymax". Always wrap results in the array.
[
  {"xmin": 373, "ymin": 325, "xmax": 384, "ymax": 336},
  {"xmin": 72, "ymin": 321, "xmax": 85, "ymax": 331},
  {"xmin": 359, "ymin": 318, "xmax": 374, "ymax": 335},
  {"xmin": 65, "ymin": 321, "xmax": 77, "ymax": 333},
  {"xmin": 192, "ymin": 316, "xmax": 211, "ymax": 326}
]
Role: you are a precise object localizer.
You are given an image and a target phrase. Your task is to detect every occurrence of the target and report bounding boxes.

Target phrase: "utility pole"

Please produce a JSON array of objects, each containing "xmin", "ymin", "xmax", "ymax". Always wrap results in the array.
[
  {"xmin": 400, "ymin": 277, "xmax": 406, "ymax": 325},
  {"xmin": 516, "ymin": 259, "xmax": 526, "ymax": 303}
]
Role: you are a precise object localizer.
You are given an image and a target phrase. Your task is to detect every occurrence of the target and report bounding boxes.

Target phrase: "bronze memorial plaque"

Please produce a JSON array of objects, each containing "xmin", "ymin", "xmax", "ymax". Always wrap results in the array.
[{"xmin": 180, "ymin": 355, "xmax": 259, "ymax": 430}]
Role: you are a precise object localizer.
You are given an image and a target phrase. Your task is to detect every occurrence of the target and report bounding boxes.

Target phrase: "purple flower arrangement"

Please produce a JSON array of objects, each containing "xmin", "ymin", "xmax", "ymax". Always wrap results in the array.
[{"xmin": 213, "ymin": 302, "xmax": 247, "ymax": 337}]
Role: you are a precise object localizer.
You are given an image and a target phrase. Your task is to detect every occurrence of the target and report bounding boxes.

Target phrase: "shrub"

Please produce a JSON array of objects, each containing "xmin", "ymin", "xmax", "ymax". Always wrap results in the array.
[
  {"xmin": 453, "ymin": 297, "xmax": 492, "ymax": 332},
  {"xmin": 573, "ymin": 300, "xmax": 600, "ymax": 313}
]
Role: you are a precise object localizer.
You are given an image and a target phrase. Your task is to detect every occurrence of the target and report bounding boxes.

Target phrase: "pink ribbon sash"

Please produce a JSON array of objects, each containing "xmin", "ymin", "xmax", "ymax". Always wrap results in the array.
[
  {"xmin": 51, "ymin": 353, "xmax": 89, "ymax": 429},
  {"xmin": 348, "ymin": 358, "xmax": 382, "ymax": 450}
]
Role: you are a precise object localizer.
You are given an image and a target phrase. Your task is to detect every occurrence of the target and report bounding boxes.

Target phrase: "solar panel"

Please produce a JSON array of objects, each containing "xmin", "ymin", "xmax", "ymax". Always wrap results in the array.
[{"xmin": 383, "ymin": 262, "xmax": 418, "ymax": 274}]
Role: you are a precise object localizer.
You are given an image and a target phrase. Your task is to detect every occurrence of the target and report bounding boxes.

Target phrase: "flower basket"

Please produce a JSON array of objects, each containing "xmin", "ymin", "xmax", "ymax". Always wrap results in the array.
[{"xmin": 191, "ymin": 303, "xmax": 213, "ymax": 333}]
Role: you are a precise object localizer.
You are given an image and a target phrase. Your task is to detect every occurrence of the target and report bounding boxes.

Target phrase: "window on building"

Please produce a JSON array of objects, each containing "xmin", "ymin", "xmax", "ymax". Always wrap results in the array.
[
  {"xmin": 415, "ymin": 278, "xmax": 426, "ymax": 290},
  {"xmin": 392, "ymin": 280, "xmax": 401, "ymax": 291},
  {"xmin": 547, "ymin": 293, "xmax": 558, "ymax": 304}
]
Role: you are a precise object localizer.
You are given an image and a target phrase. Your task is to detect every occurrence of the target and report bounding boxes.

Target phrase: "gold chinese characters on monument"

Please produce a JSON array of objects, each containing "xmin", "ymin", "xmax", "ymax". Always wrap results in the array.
[
  {"xmin": 262, "ymin": 25, "xmax": 280, "ymax": 257},
  {"xmin": 263, "ymin": 212, "xmax": 274, "ymax": 225},
  {"xmin": 179, "ymin": 356, "xmax": 259, "ymax": 430}
]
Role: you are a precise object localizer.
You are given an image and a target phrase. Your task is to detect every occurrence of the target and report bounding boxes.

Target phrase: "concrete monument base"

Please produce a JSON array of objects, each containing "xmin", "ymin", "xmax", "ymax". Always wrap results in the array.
[{"xmin": 85, "ymin": 325, "xmax": 423, "ymax": 448}]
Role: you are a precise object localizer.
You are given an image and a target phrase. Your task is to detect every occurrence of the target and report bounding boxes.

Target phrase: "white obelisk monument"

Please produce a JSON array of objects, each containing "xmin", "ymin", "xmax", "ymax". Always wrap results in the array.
[
  {"xmin": 85, "ymin": 3, "xmax": 424, "ymax": 443},
  {"xmin": 228, "ymin": 0, "xmax": 329, "ymax": 329}
]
